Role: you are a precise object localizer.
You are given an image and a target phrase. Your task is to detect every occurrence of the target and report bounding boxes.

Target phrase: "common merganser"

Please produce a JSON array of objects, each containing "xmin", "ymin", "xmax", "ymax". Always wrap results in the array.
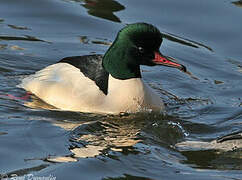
[{"xmin": 20, "ymin": 23, "xmax": 186, "ymax": 114}]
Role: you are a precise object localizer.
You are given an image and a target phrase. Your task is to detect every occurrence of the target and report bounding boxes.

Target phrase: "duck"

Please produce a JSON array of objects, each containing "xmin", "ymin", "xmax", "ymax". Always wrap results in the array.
[{"xmin": 20, "ymin": 23, "xmax": 186, "ymax": 114}]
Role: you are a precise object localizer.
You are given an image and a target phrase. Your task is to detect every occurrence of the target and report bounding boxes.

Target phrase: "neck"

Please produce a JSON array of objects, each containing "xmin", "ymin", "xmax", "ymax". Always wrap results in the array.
[{"xmin": 102, "ymin": 40, "xmax": 141, "ymax": 80}]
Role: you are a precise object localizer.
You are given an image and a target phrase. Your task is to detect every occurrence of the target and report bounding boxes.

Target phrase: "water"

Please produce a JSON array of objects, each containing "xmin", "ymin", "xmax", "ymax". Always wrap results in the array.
[{"xmin": 0, "ymin": 0, "xmax": 242, "ymax": 179}]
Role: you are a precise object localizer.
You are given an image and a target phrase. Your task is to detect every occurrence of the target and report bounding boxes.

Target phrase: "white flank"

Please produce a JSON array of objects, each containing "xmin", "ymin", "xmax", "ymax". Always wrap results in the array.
[{"xmin": 20, "ymin": 63, "xmax": 164, "ymax": 114}]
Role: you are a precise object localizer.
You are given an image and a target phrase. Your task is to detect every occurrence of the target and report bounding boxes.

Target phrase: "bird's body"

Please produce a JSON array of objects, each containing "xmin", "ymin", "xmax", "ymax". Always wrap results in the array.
[
  {"xmin": 21, "ymin": 60, "xmax": 163, "ymax": 114},
  {"xmin": 20, "ymin": 23, "xmax": 186, "ymax": 114}
]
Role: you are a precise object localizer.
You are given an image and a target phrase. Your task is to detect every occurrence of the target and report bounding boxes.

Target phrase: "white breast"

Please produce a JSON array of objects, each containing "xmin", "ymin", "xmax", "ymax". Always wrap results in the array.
[
  {"xmin": 20, "ymin": 63, "xmax": 164, "ymax": 114},
  {"xmin": 104, "ymin": 76, "xmax": 164, "ymax": 113}
]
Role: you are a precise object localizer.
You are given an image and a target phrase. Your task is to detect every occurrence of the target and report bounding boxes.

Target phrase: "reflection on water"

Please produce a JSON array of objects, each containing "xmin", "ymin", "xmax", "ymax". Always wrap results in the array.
[
  {"xmin": 80, "ymin": 35, "xmax": 112, "ymax": 46},
  {"xmin": 27, "ymin": 105, "xmax": 186, "ymax": 162},
  {"xmin": 176, "ymin": 136, "xmax": 242, "ymax": 152},
  {"xmin": 233, "ymin": 1, "xmax": 242, "ymax": 7},
  {"xmin": 0, "ymin": 35, "xmax": 49, "ymax": 43},
  {"xmin": 227, "ymin": 58, "xmax": 242, "ymax": 74},
  {"xmin": 180, "ymin": 149, "xmax": 242, "ymax": 170},
  {"xmin": 43, "ymin": 114, "xmax": 147, "ymax": 161},
  {"xmin": 44, "ymin": 119, "xmax": 142, "ymax": 162},
  {"xmin": 7, "ymin": 24, "xmax": 31, "ymax": 30},
  {"xmin": 176, "ymin": 131, "xmax": 242, "ymax": 170},
  {"xmin": 162, "ymin": 32, "xmax": 213, "ymax": 52},
  {"xmin": 0, "ymin": 44, "xmax": 8, "ymax": 50},
  {"xmin": 70, "ymin": 0, "xmax": 125, "ymax": 22},
  {"xmin": 38, "ymin": 109, "xmax": 242, "ymax": 170}
]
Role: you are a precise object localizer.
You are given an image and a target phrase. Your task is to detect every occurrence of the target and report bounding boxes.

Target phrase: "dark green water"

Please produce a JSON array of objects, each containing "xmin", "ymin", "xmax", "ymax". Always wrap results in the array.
[{"xmin": 0, "ymin": 0, "xmax": 241, "ymax": 179}]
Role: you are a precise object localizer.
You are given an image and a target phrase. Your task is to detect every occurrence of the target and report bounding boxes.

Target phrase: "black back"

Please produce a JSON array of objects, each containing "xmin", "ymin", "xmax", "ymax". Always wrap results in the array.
[{"xmin": 58, "ymin": 55, "xmax": 109, "ymax": 95}]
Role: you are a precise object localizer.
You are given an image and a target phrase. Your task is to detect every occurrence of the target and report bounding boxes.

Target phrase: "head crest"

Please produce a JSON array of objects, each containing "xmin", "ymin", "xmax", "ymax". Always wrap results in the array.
[{"xmin": 117, "ymin": 23, "xmax": 163, "ymax": 47}]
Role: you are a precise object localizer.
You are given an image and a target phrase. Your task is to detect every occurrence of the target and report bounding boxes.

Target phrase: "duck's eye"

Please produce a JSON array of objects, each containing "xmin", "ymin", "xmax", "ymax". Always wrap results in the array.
[{"xmin": 138, "ymin": 46, "xmax": 144, "ymax": 53}]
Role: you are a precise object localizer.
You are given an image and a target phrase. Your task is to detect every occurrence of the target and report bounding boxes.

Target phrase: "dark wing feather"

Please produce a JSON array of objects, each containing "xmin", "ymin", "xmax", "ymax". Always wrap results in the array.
[{"xmin": 58, "ymin": 55, "xmax": 109, "ymax": 95}]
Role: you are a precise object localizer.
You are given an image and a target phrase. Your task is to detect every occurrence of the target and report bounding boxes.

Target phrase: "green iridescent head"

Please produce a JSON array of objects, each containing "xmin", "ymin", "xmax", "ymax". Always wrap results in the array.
[{"xmin": 103, "ymin": 23, "xmax": 185, "ymax": 80}]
